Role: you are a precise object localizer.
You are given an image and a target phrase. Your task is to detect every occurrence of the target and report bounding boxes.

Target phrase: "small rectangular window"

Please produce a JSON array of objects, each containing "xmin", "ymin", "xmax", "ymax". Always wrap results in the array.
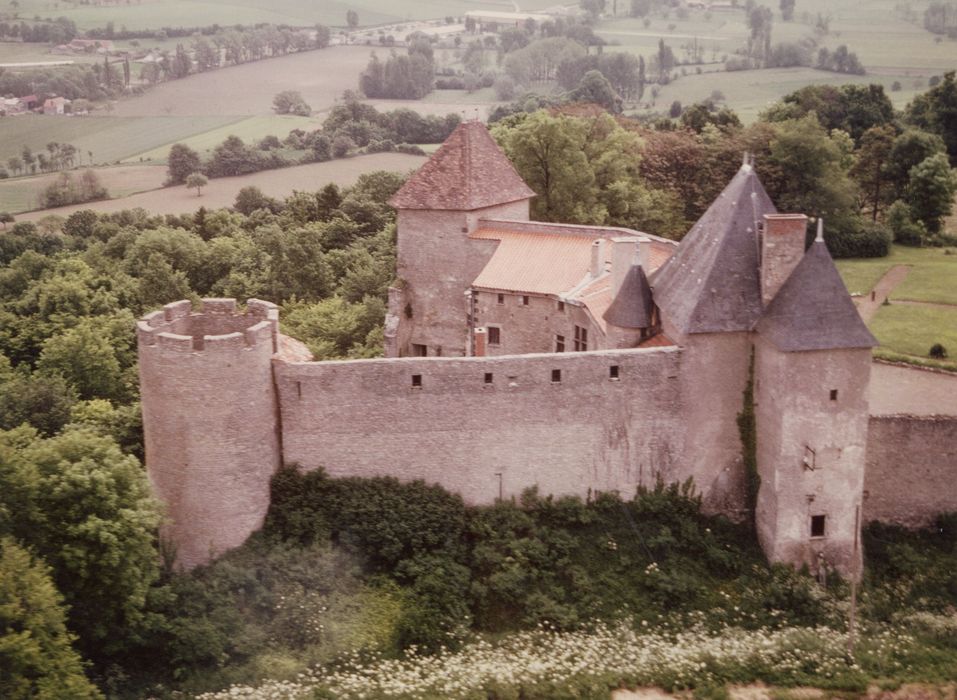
[
  {"xmin": 609, "ymin": 365, "xmax": 620, "ymax": 380},
  {"xmin": 551, "ymin": 369, "xmax": 562, "ymax": 383},
  {"xmin": 830, "ymin": 389, "xmax": 838, "ymax": 401},
  {"xmin": 411, "ymin": 343, "xmax": 427, "ymax": 357},
  {"xmin": 484, "ymin": 372, "xmax": 494, "ymax": 384},
  {"xmin": 497, "ymin": 293, "xmax": 505, "ymax": 305},
  {"xmin": 810, "ymin": 514, "xmax": 826, "ymax": 538},
  {"xmin": 557, "ymin": 300, "xmax": 565, "ymax": 312},
  {"xmin": 487, "ymin": 326, "xmax": 501, "ymax": 345},
  {"xmin": 411, "ymin": 374, "xmax": 422, "ymax": 388},
  {"xmin": 296, "ymin": 381, "xmax": 302, "ymax": 398},
  {"xmin": 522, "ymin": 295, "xmax": 530, "ymax": 306},
  {"xmin": 556, "ymin": 334, "xmax": 565, "ymax": 353}
]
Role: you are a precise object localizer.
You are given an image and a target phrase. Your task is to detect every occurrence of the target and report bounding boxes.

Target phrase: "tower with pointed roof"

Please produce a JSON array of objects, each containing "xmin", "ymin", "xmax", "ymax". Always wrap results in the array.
[
  {"xmin": 387, "ymin": 120, "xmax": 535, "ymax": 357},
  {"xmin": 753, "ymin": 221, "xmax": 876, "ymax": 577}
]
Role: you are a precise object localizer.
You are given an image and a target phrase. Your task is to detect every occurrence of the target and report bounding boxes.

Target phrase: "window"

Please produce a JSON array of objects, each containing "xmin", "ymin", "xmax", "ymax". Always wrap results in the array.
[
  {"xmin": 411, "ymin": 343, "xmax": 427, "ymax": 357},
  {"xmin": 802, "ymin": 445, "xmax": 816, "ymax": 471},
  {"xmin": 551, "ymin": 369, "xmax": 562, "ymax": 383},
  {"xmin": 556, "ymin": 334, "xmax": 565, "ymax": 353},
  {"xmin": 296, "ymin": 381, "xmax": 302, "ymax": 398},
  {"xmin": 557, "ymin": 300, "xmax": 565, "ymax": 312},
  {"xmin": 574, "ymin": 325, "xmax": 588, "ymax": 351},
  {"xmin": 810, "ymin": 515, "xmax": 826, "ymax": 538},
  {"xmin": 609, "ymin": 365, "xmax": 620, "ymax": 380},
  {"xmin": 830, "ymin": 389, "xmax": 838, "ymax": 401},
  {"xmin": 521, "ymin": 295, "xmax": 530, "ymax": 306},
  {"xmin": 497, "ymin": 293, "xmax": 505, "ymax": 305},
  {"xmin": 484, "ymin": 372, "xmax": 494, "ymax": 384},
  {"xmin": 487, "ymin": 326, "xmax": 501, "ymax": 345},
  {"xmin": 411, "ymin": 374, "xmax": 422, "ymax": 388}
]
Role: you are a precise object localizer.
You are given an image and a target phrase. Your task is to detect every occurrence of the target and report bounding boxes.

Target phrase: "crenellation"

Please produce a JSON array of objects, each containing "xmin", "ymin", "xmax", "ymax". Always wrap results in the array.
[
  {"xmin": 163, "ymin": 299, "xmax": 192, "ymax": 322},
  {"xmin": 204, "ymin": 332, "xmax": 247, "ymax": 351},
  {"xmin": 202, "ymin": 298, "xmax": 238, "ymax": 315},
  {"xmin": 156, "ymin": 332, "xmax": 194, "ymax": 352}
]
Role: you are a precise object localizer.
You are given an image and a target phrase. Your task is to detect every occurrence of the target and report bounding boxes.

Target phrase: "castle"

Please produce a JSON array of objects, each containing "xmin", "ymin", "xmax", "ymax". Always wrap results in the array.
[{"xmin": 137, "ymin": 121, "xmax": 957, "ymax": 573}]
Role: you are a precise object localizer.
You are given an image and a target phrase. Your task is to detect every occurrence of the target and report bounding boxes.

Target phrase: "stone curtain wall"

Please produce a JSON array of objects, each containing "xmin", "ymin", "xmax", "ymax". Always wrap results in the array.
[
  {"xmin": 864, "ymin": 415, "xmax": 957, "ymax": 527},
  {"xmin": 275, "ymin": 347, "xmax": 686, "ymax": 504}
]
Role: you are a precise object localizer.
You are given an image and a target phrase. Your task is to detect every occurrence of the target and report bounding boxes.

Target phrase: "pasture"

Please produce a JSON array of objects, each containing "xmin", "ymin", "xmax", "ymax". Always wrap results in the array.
[
  {"xmin": 869, "ymin": 303, "xmax": 957, "ymax": 362},
  {"xmin": 836, "ymin": 246, "xmax": 957, "ymax": 303},
  {"xmin": 0, "ymin": 164, "xmax": 166, "ymax": 213},
  {"xmin": 0, "ymin": 114, "xmax": 239, "ymax": 165},
  {"xmin": 16, "ymin": 152, "xmax": 426, "ymax": 220}
]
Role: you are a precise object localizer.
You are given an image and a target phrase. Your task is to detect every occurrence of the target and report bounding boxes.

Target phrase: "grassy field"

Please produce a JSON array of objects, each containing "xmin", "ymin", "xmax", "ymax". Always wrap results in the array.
[
  {"xmin": 598, "ymin": 0, "xmax": 955, "ymax": 120},
  {"xmin": 12, "ymin": 0, "xmax": 562, "ymax": 32},
  {"xmin": 111, "ymin": 45, "xmax": 373, "ymax": 118},
  {"xmin": 869, "ymin": 303, "xmax": 957, "ymax": 360},
  {"xmin": 0, "ymin": 164, "xmax": 167, "ymax": 213},
  {"xmin": 0, "ymin": 114, "xmax": 239, "ymax": 165},
  {"xmin": 16, "ymin": 152, "xmax": 426, "ymax": 221}
]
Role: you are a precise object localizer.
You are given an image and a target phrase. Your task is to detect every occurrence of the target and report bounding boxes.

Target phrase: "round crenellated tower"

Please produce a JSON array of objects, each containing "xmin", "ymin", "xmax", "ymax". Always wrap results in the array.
[{"xmin": 137, "ymin": 298, "xmax": 282, "ymax": 569}]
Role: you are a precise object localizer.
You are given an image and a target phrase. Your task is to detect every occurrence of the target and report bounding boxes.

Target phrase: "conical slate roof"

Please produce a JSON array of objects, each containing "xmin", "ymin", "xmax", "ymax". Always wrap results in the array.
[
  {"xmin": 604, "ymin": 264, "xmax": 655, "ymax": 329},
  {"xmin": 754, "ymin": 239, "xmax": 877, "ymax": 352},
  {"xmin": 651, "ymin": 164, "xmax": 776, "ymax": 335},
  {"xmin": 389, "ymin": 121, "xmax": 535, "ymax": 211}
]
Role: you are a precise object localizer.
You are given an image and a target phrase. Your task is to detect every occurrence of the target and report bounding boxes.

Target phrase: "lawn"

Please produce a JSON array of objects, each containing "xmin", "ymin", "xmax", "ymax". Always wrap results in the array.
[
  {"xmin": 0, "ymin": 165, "xmax": 167, "ymax": 214},
  {"xmin": 835, "ymin": 245, "xmax": 957, "ymax": 301},
  {"xmin": 869, "ymin": 303, "xmax": 957, "ymax": 361},
  {"xmin": 0, "ymin": 114, "xmax": 239, "ymax": 165}
]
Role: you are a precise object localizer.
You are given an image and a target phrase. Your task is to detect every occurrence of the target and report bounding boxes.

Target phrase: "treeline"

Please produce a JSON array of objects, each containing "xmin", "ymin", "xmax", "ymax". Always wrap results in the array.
[
  {"xmin": 360, "ymin": 38, "xmax": 435, "ymax": 99},
  {"xmin": 165, "ymin": 100, "xmax": 455, "ymax": 184},
  {"xmin": 0, "ymin": 63, "xmax": 116, "ymax": 102},
  {"xmin": 0, "ymin": 17, "xmax": 77, "ymax": 43},
  {"xmin": 488, "ymin": 75, "xmax": 957, "ymax": 254}
]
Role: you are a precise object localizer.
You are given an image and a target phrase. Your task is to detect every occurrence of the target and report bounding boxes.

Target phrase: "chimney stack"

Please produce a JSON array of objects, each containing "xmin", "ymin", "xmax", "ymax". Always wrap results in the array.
[
  {"xmin": 610, "ymin": 237, "xmax": 639, "ymax": 299},
  {"xmin": 760, "ymin": 213, "xmax": 808, "ymax": 305},
  {"xmin": 590, "ymin": 239, "xmax": 605, "ymax": 279}
]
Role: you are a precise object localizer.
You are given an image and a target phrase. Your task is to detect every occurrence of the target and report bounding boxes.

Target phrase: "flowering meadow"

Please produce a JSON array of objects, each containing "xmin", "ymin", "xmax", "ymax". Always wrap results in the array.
[{"xmin": 196, "ymin": 614, "xmax": 952, "ymax": 700}]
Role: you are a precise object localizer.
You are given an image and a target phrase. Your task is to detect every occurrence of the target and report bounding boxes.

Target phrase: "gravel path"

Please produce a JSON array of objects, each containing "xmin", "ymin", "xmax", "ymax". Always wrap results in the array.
[
  {"xmin": 855, "ymin": 265, "xmax": 911, "ymax": 322},
  {"xmin": 869, "ymin": 363, "xmax": 957, "ymax": 416}
]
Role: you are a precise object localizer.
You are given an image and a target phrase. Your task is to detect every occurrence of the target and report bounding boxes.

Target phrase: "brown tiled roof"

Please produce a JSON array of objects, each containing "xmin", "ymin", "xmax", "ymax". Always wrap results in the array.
[
  {"xmin": 389, "ymin": 121, "xmax": 535, "ymax": 211},
  {"xmin": 755, "ymin": 240, "xmax": 877, "ymax": 352},
  {"xmin": 652, "ymin": 164, "xmax": 776, "ymax": 335},
  {"xmin": 637, "ymin": 333, "xmax": 676, "ymax": 348}
]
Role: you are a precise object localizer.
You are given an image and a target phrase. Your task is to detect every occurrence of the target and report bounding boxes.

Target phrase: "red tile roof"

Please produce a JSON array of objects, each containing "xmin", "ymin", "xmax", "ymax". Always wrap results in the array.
[{"xmin": 389, "ymin": 121, "xmax": 535, "ymax": 211}]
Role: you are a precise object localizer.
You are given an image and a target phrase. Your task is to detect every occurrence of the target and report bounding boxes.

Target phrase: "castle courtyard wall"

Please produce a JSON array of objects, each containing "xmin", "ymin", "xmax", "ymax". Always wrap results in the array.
[
  {"xmin": 864, "ymin": 415, "xmax": 957, "ymax": 527},
  {"xmin": 274, "ymin": 347, "xmax": 687, "ymax": 504}
]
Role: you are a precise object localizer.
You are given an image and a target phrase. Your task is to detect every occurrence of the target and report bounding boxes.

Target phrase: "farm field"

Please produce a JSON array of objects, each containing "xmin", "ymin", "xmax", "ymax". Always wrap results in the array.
[
  {"xmin": 110, "ymin": 45, "xmax": 374, "ymax": 118},
  {"xmin": 12, "ymin": 0, "xmax": 562, "ymax": 33},
  {"xmin": 0, "ymin": 164, "xmax": 167, "ymax": 213},
  {"xmin": 128, "ymin": 114, "xmax": 325, "ymax": 162},
  {"xmin": 15, "ymin": 152, "xmax": 426, "ymax": 221},
  {"xmin": 0, "ymin": 114, "xmax": 239, "ymax": 165}
]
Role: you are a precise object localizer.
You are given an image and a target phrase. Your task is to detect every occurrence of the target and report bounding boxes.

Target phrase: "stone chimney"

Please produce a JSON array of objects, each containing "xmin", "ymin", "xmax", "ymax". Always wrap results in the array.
[
  {"xmin": 610, "ymin": 237, "xmax": 639, "ymax": 298},
  {"xmin": 590, "ymin": 239, "xmax": 605, "ymax": 279},
  {"xmin": 760, "ymin": 213, "xmax": 808, "ymax": 305},
  {"xmin": 474, "ymin": 327, "xmax": 487, "ymax": 357}
]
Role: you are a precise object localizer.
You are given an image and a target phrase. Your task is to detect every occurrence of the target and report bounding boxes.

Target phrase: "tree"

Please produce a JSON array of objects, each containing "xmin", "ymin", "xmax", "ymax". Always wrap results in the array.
[
  {"xmin": 166, "ymin": 143, "xmax": 201, "ymax": 185},
  {"xmin": 234, "ymin": 186, "xmax": 279, "ymax": 215},
  {"xmin": 0, "ymin": 538, "xmax": 102, "ymax": 700},
  {"xmin": 905, "ymin": 71, "xmax": 957, "ymax": 163},
  {"xmin": 315, "ymin": 24, "xmax": 331, "ymax": 48},
  {"xmin": 185, "ymin": 172, "xmax": 208, "ymax": 197},
  {"xmin": 780, "ymin": 0, "xmax": 796, "ymax": 20},
  {"xmin": 851, "ymin": 125, "xmax": 896, "ymax": 220},
  {"xmin": 0, "ymin": 427, "xmax": 161, "ymax": 658},
  {"xmin": 36, "ymin": 318, "xmax": 128, "ymax": 401},
  {"xmin": 904, "ymin": 152, "xmax": 957, "ymax": 234},
  {"xmin": 273, "ymin": 90, "xmax": 311, "ymax": 116},
  {"xmin": 569, "ymin": 70, "xmax": 621, "ymax": 112},
  {"xmin": 886, "ymin": 129, "xmax": 948, "ymax": 199},
  {"xmin": 346, "ymin": 9, "xmax": 359, "ymax": 28},
  {"xmin": 0, "ymin": 212, "xmax": 13, "ymax": 229}
]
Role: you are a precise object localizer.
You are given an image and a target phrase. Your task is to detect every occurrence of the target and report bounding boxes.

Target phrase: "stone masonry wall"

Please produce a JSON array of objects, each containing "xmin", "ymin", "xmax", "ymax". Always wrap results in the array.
[
  {"xmin": 864, "ymin": 415, "xmax": 957, "ymax": 527},
  {"xmin": 275, "ymin": 347, "xmax": 687, "ymax": 504},
  {"xmin": 138, "ymin": 299, "xmax": 282, "ymax": 569},
  {"xmin": 473, "ymin": 290, "xmax": 598, "ymax": 356}
]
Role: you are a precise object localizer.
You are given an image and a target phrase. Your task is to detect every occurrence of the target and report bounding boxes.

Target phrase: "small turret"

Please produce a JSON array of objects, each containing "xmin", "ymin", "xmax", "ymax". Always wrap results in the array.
[{"xmin": 137, "ymin": 299, "xmax": 282, "ymax": 569}]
